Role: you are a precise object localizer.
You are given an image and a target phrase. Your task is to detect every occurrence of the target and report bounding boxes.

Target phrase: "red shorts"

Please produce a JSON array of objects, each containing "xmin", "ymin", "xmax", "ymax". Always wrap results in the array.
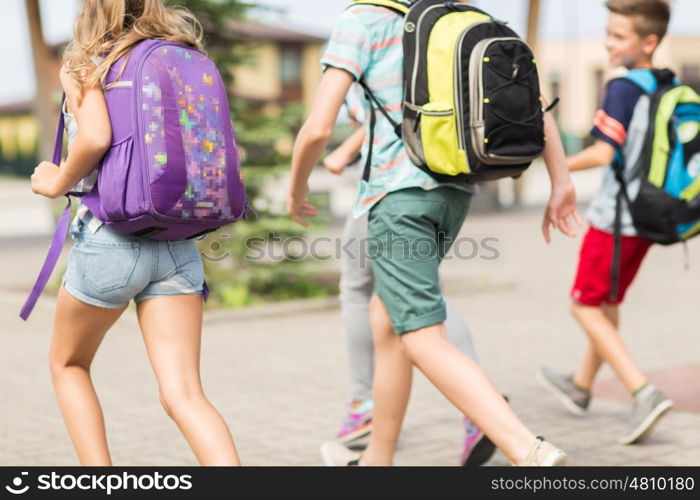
[{"xmin": 570, "ymin": 225, "xmax": 652, "ymax": 306}]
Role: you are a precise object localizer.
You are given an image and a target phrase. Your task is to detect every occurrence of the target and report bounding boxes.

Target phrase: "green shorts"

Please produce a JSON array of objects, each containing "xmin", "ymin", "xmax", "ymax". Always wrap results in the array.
[{"xmin": 367, "ymin": 186, "xmax": 472, "ymax": 334}]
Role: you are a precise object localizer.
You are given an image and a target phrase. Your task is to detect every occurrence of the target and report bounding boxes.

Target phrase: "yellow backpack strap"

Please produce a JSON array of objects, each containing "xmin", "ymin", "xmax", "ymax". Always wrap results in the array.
[{"xmin": 350, "ymin": 0, "xmax": 413, "ymax": 15}]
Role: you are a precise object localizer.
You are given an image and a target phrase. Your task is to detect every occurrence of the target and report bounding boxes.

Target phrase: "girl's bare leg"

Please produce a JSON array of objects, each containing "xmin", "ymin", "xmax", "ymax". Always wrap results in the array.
[
  {"xmin": 49, "ymin": 287, "xmax": 126, "ymax": 465},
  {"xmin": 136, "ymin": 294, "xmax": 240, "ymax": 466}
]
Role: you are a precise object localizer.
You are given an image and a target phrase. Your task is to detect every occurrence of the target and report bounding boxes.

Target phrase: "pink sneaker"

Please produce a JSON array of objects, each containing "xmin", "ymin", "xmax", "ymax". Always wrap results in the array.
[
  {"xmin": 461, "ymin": 417, "xmax": 496, "ymax": 466},
  {"xmin": 336, "ymin": 400, "xmax": 373, "ymax": 444}
]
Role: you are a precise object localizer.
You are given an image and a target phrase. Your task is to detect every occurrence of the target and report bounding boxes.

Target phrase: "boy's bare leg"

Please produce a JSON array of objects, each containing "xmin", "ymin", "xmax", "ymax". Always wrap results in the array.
[
  {"xmin": 570, "ymin": 302, "xmax": 646, "ymax": 393},
  {"xmin": 395, "ymin": 313, "xmax": 540, "ymax": 465},
  {"xmin": 359, "ymin": 295, "xmax": 413, "ymax": 466},
  {"xmin": 573, "ymin": 304, "xmax": 619, "ymax": 389}
]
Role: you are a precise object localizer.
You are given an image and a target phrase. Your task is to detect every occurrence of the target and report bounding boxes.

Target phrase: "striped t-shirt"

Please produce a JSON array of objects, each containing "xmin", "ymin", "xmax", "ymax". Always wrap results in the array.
[{"xmin": 321, "ymin": 4, "xmax": 474, "ymax": 219}]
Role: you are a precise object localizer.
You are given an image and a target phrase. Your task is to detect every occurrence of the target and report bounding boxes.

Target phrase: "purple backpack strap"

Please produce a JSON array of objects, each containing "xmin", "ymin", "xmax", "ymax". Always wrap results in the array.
[
  {"xmin": 202, "ymin": 280, "xmax": 209, "ymax": 302},
  {"xmin": 20, "ymin": 96, "xmax": 72, "ymax": 321}
]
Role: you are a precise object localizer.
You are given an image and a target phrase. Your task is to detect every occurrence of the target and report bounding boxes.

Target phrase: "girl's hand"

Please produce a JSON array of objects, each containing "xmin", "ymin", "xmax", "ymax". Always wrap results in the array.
[
  {"xmin": 323, "ymin": 127, "xmax": 365, "ymax": 176},
  {"xmin": 542, "ymin": 181, "xmax": 582, "ymax": 243},
  {"xmin": 31, "ymin": 161, "xmax": 64, "ymax": 199},
  {"xmin": 323, "ymin": 155, "xmax": 346, "ymax": 176},
  {"xmin": 286, "ymin": 186, "xmax": 318, "ymax": 227}
]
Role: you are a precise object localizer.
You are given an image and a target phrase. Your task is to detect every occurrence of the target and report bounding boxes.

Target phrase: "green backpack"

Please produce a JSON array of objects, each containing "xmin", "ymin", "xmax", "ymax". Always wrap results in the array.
[
  {"xmin": 352, "ymin": 0, "xmax": 554, "ymax": 184},
  {"xmin": 609, "ymin": 69, "xmax": 700, "ymax": 301}
]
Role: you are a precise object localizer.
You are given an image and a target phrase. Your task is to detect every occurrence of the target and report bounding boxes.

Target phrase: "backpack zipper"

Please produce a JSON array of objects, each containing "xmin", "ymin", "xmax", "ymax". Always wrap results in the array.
[
  {"xmin": 470, "ymin": 37, "xmax": 519, "ymax": 125},
  {"xmin": 134, "ymin": 41, "xmax": 169, "ymax": 217},
  {"xmin": 409, "ymin": 4, "xmax": 445, "ymax": 105},
  {"xmin": 104, "ymin": 81, "xmax": 133, "ymax": 91},
  {"xmin": 454, "ymin": 22, "xmax": 490, "ymax": 155}
]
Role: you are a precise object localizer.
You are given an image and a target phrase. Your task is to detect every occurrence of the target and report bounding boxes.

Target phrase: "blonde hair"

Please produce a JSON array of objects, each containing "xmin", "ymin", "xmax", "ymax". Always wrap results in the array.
[{"xmin": 63, "ymin": 0, "xmax": 204, "ymax": 98}]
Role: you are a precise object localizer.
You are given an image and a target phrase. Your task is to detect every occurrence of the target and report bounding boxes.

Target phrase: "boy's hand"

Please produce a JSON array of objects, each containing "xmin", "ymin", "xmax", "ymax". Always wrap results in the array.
[
  {"xmin": 542, "ymin": 181, "xmax": 582, "ymax": 243},
  {"xmin": 30, "ymin": 161, "xmax": 64, "ymax": 199},
  {"xmin": 287, "ymin": 185, "xmax": 318, "ymax": 227}
]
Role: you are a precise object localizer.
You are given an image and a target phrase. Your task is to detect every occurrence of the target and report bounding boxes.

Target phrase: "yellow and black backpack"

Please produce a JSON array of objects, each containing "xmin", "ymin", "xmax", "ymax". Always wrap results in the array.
[{"xmin": 354, "ymin": 0, "xmax": 554, "ymax": 184}]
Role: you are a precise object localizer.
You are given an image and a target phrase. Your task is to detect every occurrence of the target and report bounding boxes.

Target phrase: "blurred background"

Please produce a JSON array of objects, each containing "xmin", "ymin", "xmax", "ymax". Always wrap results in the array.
[
  {"xmin": 0, "ymin": 0, "xmax": 698, "ymax": 307},
  {"xmin": 1, "ymin": 0, "xmax": 699, "ymax": 467},
  {"xmin": 1, "ymin": 0, "xmax": 698, "ymax": 309}
]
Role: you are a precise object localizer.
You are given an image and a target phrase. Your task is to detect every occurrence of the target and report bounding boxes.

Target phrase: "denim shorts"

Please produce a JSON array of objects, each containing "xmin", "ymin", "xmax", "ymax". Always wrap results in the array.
[{"xmin": 62, "ymin": 212, "xmax": 205, "ymax": 309}]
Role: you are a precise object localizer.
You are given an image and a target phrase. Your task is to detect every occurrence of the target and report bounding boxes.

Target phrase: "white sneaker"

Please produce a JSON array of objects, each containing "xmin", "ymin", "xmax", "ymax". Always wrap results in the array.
[
  {"xmin": 320, "ymin": 441, "xmax": 362, "ymax": 466},
  {"xmin": 516, "ymin": 436, "xmax": 567, "ymax": 466}
]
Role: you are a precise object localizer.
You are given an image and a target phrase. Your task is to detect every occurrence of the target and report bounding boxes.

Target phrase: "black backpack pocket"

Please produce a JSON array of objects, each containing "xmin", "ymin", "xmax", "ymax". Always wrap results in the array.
[{"xmin": 469, "ymin": 37, "xmax": 544, "ymax": 165}]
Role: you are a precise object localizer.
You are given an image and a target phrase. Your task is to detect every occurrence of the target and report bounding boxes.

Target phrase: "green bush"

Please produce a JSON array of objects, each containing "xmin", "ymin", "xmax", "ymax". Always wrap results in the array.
[{"xmin": 199, "ymin": 163, "xmax": 337, "ymax": 309}]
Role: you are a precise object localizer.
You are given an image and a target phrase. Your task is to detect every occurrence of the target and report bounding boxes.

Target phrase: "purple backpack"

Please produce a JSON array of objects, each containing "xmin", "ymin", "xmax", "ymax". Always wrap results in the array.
[{"xmin": 20, "ymin": 39, "xmax": 249, "ymax": 320}]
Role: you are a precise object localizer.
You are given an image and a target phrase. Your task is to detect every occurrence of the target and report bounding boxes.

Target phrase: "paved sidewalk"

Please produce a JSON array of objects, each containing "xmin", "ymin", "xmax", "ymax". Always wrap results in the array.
[
  {"xmin": 1, "ymin": 206, "xmax": 699, "ymax": 466},
  {"xmin": 0, "ymin": 178, "xmax": 54, "ymax": 239}
]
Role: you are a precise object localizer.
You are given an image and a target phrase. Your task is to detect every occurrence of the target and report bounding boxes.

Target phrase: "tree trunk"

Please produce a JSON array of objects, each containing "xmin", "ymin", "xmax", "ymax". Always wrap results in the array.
[
  {"xmin": 25, "ymin": 0, "xmax": 60, "ymax": 163},
  {"xmin": 526, "ymin": 0, "xmax": 541, "ymax": 53}
]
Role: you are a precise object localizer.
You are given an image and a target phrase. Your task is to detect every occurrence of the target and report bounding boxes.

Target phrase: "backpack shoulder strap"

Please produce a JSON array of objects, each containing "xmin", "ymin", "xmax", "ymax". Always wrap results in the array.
[
  {"xmin": 20, "ymin": 198, "xmax": 72, "ymax": 321},
  {"xmin": 358, "ymin": 78, "xmax": 402, "ymax": 183},
  {"xmin": 349, "ymin": 0, "xmax": 414, "ymax": 15},
  {"xmin": 20, "ymin": 96, "xmax": 73, "ymax": 321},
  {"xmin": 610, "ymin": 148, "xmax": 633, "ymax": 302},
  {"xmin": 620, "ymin": 69, "xmax": 658, "ymax": 95},
  {"xmin": 358, "ymin": 78, "xmax": 401, "ymax": 135},
  {"xmin": 347, "ymin": 0, "xmax": 412, "ymax": 182},
  {"xmin": 621, "ymin": 68, "xmax": 678, "ymax": 95}
]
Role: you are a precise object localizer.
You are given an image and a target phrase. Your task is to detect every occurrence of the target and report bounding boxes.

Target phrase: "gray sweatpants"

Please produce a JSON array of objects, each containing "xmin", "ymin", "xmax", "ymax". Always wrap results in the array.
[{"xmin": 339, "ymin": 211, "xmax": 478, "ymax": 402}]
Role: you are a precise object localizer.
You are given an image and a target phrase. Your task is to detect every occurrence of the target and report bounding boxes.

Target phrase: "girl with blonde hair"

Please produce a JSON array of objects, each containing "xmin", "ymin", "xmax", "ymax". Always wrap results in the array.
[{"xmin": 29, "ymin": 0, "xmax": 240, "ymax": 465}]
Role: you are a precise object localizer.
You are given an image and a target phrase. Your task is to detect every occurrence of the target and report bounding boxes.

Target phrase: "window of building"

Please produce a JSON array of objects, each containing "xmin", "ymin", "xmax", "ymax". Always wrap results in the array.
[{"xmin": 280, "ymin": 44, "xmax": 303, "ymax": 101}]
